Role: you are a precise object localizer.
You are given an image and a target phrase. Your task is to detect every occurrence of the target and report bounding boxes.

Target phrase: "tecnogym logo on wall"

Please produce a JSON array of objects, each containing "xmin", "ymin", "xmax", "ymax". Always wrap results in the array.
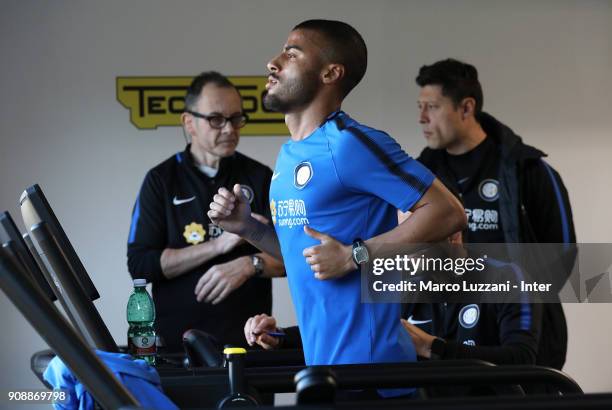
[{"xmin": 116, "ymin": 76, "xmax": 288, "ymax": 135}]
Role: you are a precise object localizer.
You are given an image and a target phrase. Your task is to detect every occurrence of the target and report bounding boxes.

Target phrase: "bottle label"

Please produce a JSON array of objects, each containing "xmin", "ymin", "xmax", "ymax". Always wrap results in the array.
[{"xmin": 129, "ymin": 335, "xmax": 156, "ymax": 356}]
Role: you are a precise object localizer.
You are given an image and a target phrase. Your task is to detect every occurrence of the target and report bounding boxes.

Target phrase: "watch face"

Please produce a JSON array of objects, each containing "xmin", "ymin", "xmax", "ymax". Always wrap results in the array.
[
  {"xmin": 354, "ymin": 247, "xmax": 369, "ymax": 264},
  {"xmin": 252, "ymin": 256, "xmax": 263, "ymax": 273}
]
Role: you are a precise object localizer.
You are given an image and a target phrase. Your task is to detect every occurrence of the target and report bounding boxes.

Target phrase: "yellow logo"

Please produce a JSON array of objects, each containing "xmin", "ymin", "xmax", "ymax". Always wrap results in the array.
[
  {"xmin": 116, "ymin": 76, "xmax": 288, "ymax": 135},
  {"xmin": 183, "ymin": 222, "xmax": 206, "ymax": 245},
  {"xmin": 270, "ymin": 199, "xmax": 277, "ymax": 225}
]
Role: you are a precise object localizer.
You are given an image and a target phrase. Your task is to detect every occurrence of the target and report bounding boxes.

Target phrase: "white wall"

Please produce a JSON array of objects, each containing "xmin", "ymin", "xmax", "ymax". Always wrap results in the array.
[{"xmin": 1, "ymin": 0, "xmax": 611, "ymax": 403}]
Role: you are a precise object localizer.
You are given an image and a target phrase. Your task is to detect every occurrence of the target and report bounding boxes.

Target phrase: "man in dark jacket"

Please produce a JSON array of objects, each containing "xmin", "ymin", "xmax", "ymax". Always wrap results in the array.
[
  {"xmin": 413, "ymin": 58, "xmax": 576, "ymax": 370},
  {"xmin": 400, "ymin": 230, "xmax": 541, "ymax": 366}
]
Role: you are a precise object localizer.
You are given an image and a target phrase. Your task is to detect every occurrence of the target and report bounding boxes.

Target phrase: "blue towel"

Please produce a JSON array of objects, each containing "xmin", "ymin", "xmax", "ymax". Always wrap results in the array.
[{"xmin": 43, "ymin": 350, "xmax": 178, "ymax": 410}]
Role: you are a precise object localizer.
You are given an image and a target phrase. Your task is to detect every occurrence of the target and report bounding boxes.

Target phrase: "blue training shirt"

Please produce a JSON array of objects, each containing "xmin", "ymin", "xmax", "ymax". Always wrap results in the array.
[{"xmin": 269, "ymin": 111, "xmax": 434, "ymax": 367}]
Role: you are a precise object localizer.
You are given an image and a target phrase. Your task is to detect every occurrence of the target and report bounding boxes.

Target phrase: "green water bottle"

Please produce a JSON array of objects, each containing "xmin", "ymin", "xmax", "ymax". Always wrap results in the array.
[{"xmin": 127, "ymin": 279, "xmax": 156, "ymax": 365}]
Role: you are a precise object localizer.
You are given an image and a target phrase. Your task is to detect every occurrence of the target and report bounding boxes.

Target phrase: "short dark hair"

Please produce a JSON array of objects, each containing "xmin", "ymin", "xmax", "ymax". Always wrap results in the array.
[
  {"xmin": 184, "ymin": 71, "xmax": 237, "ymax": 111},
  {"xmin": 415, "ymin": 59, "xmax": 483, "ymax": 115},
  {"xmin": 293, "ymin": 19, "xmax": 367, "ymax": 98}
]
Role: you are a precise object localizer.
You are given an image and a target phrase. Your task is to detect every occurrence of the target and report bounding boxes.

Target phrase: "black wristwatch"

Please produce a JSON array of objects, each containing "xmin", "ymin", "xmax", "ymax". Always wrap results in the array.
[
  {"xmin": 252, "ymin": 255, "xmax": 264, "ymax": 277},
  {"xmin": 351, "ymin": 238, "xmax": 369, "ymax": 266},
  {"xmin": 430, "ymin": 337, "xmax": 447, "ymax": 360}
]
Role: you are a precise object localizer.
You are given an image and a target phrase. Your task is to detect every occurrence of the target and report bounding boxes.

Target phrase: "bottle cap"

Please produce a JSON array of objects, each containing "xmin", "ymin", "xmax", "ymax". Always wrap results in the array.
[{"xmin": 133, "ymin": 279, "xmax": 147, "ymax": 287}]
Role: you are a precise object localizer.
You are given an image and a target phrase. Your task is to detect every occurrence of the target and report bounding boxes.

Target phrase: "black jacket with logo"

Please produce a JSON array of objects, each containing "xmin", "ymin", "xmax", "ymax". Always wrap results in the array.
[
  {"xmin": 127, "ymin": 146, "xmax": 273, "ymax": 350},
  {"xmin": 403, "ymin": 256, "xmax": 542, "ymax": 365},
  {"xmin": 407, "ymin": 302, "xmax": 541, "ymax": 364},
  {"xmin": 417, "ymin": 112, "xmax": 577, "ymax": 370}
]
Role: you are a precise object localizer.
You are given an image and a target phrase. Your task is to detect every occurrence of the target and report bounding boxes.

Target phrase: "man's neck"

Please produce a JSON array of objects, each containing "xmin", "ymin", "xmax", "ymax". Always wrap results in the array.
[
  {"xmin": 446, "ymin": 123, "xmax": 487, "ymax": 156},
  {"xmin": 285, "ymin": 99, "xmax": 341, "ymax": 141},
  {"xmin": 190, "ymin": 145, "xmax": 221, "ymax": 169}
]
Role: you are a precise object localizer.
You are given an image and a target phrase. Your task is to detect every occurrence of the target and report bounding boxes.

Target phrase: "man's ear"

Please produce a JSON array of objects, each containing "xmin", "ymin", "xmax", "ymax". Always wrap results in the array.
[
  {"xmin": 461, "ymin": 97, "xmax": 477, "ymax": 120},
  {"xmin": 181, "ymin": 112, "xmax": 196, "ymax": 137},
  {"xmin": 321, "ymin": 63, "xmax": 345, "ymax": 86}
]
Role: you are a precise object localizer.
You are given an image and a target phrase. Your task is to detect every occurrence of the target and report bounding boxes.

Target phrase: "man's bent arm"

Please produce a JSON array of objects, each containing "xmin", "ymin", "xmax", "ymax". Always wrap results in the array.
[
  {"xmin": 162, "ymin": 240, "xmax": 284, "ymax": 280},
  {"xmin": 208, "ymin": 184, "xmax": 284, "ymax": 260},
  {"xmin": 242, "ymin": 218, "xmax": 283, "ymax": 261},
  {"xmin": 365, "ymin": 179, "xmax": 466, "ymax": 259},
  {"xmin": 160, "ymin": 241, "xmax": 226, "ymax": 279}
]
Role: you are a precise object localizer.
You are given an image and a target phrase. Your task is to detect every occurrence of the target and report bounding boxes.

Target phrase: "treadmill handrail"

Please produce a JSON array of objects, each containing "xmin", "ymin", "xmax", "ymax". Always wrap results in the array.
[
  {"xmin": 0, "ymin": 211, "xmax": 56, "ymax": 301},
  {"xmin": 0, "ymin": 248, "xmax": 139, "ymax": 409},
  {"xmin": 30, "ymin": 221, "xmax": 118, "ymax": 352},
  {"xmin": 22, "ymin": 232, "xmax": 58, "ymax": 302},
  {"xmin": 6, "ymin": 236, "xmax": 85, "ymax": 341},
  {"xmin": 236, "ymin": 363, "xmax": 582, "ymax": 394},
  {"xmin": 156, "ymin": 358, "xmax": 581, "ymax": 395},
  {"xmin": 2, "ymin": 240, "xmax": 50, "ymax": 301},
  {"xmin": 20, "ymin": 184, "xmax": 100, "ymax": 300}
]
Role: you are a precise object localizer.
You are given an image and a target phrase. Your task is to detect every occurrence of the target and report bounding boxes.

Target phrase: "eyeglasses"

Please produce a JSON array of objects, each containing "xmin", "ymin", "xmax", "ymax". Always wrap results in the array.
[{"xmin": 185, "ymin": 110, "xmax": 248, "ymax": 129}]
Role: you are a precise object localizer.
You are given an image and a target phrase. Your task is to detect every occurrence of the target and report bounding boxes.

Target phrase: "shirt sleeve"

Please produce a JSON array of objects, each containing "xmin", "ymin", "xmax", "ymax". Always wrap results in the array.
[
  {"xmin": 330, "ymin": 126, "xmax": 435, "ymax": 212},
  {"xmin": 522, "ymin": 159, "xmax": 577, "ymax": 290},
  {"xmin": 523, "ymin": 159, "xmax": 576, "ymax": 244},
  {"xmin": 126, "ymin": 170, "xmax": 167, "ymax": 283}
]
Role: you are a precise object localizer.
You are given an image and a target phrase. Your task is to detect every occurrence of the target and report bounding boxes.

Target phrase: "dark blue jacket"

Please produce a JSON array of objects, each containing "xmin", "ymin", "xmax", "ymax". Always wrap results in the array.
[{"xmin": 417, "ymin": 112, "xmax": 577, "ymax": 369}]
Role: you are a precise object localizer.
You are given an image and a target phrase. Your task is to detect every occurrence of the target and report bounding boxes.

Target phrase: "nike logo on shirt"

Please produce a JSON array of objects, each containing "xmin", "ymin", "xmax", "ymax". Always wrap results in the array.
[
  {"xmin": 173, "ymin": 196, "xmax": 195, "ymax": 206},
  {"xmin": 406, "ymin": 315, "xmax": 432, "ymax": 325}
]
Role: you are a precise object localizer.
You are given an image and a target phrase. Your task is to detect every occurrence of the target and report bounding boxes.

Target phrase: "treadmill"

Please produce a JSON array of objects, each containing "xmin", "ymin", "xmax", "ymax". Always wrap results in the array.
[
  {"xmin": 20, "ymin": 184, "xmax": 117, "ymax": 351},
  {"xmin": 2, "ymin": 226, "xmax": 597, "ymax": 409},
  {"xmin": 18, "ymin": 183, "xmax": 303, "ymax": 362},
  {"xmin": 9, "ymin": 186, "xmax": 590, "ymax": 407},
  {"xmin": 14, "ymin": 184, "xmax": 291, "ymax": 405},
  {"xmin": 0, "ymin": 248, "xmax": 596, "ymax": 410}
]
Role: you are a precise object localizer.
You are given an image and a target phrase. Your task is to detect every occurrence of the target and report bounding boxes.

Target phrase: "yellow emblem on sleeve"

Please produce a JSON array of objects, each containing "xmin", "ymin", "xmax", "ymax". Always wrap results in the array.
[{"xmin": 183, "ymin": 222, "xmax": 206, "ymax": 245}]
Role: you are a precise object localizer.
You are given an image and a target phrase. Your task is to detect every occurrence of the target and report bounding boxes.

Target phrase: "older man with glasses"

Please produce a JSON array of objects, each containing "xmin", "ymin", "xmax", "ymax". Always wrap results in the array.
[{"xmin": 127, "ymin": 71, "xmax": 284, "ymax": 352}]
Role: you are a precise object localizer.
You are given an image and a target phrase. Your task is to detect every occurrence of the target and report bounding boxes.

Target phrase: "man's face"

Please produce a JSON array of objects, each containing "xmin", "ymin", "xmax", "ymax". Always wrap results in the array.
[
  {"xmin": 417, "ymin": 85, "xmax": 464, "ymax": 150},
  {"xmin": 263, "ymin": 29, "xmax": 324, "ymax": 113},
  {"xmin": 188, "ymin": 84, "xmax": 242, "ymax": 158}
]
